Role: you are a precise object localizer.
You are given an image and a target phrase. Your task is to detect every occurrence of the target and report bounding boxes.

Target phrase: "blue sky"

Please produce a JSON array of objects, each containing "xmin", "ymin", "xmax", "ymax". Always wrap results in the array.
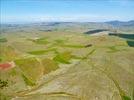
[{"xmin": 1, "ymin": 0, "xmax": 134, "ymax": 23}]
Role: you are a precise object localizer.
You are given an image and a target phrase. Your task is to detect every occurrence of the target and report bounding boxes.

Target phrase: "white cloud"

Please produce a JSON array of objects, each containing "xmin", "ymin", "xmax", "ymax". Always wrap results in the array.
[{"xmin": 1, "ymin": 14, "xmax": 132, "ymax": 23}]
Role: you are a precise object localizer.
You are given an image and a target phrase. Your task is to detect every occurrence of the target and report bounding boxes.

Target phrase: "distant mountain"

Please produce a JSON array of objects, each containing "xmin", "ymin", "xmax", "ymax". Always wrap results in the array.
[
  {"xmin": 1, "ymin": 20, "xmax": 134, "ymax": 34},
  {"xmin": 105, "ymin": 20, "xmax": 134, "ymax": 27}
]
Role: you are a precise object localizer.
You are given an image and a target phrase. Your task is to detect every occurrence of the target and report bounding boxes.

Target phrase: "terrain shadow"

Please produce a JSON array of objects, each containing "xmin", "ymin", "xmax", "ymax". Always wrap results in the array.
[
  {"xmin": 84, "ymin": 29, "xmax": 109, "ymax": 34},
  {"xmin": 109, "ymin": 33, "xmax": 134, "ymax": 47}
]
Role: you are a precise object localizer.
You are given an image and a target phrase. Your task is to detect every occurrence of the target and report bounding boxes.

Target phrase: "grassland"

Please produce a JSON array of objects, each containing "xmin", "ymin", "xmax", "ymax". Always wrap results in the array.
[{"xmin": 0, "ymin": 23, "xmax": 134, "ymax": 100}]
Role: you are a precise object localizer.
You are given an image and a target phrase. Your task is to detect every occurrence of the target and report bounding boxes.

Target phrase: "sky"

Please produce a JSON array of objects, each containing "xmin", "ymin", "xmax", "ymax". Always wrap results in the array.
[{"xmin": 1, "ymin": 0, "xmax": 134, "ymax": 23}]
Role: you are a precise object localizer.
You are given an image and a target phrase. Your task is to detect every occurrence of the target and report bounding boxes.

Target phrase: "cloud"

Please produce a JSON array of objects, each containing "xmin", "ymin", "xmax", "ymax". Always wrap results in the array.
[{"xmin": 1, "ymin": 14, "xmax": 125, "ymax": 23}]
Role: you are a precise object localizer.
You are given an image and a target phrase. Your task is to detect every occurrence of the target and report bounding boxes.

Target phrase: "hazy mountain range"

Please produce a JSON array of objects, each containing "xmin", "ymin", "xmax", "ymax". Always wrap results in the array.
[
  {"xmin": 105, "ymin": 20, "xmax": 134, "ymax": 27},
  {"xmin": 1, "ymin": 20, "xmax": 134, "ymax": 34}
]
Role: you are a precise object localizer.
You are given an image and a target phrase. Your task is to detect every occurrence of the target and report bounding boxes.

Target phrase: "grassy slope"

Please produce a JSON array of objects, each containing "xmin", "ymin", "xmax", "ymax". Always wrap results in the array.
[{"xmin": 0, "ymin": 31, "xmax": 134, "ymax": 100}]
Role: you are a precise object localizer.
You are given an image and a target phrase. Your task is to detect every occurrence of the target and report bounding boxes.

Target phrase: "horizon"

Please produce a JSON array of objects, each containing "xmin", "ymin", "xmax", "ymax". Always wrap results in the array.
[
  {"xmin": 1, "ymin": 0, "xmax": 134, "ymax": 23},
  {"xmin": 1, "ymin": 20, "xmax": 134, "ymax": 25}
]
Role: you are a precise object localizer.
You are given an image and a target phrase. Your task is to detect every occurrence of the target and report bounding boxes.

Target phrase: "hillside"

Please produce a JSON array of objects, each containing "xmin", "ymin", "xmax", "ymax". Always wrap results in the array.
[{"xmin": 0, "ymin": 23, "xmax": 134, "ymax": 100}]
